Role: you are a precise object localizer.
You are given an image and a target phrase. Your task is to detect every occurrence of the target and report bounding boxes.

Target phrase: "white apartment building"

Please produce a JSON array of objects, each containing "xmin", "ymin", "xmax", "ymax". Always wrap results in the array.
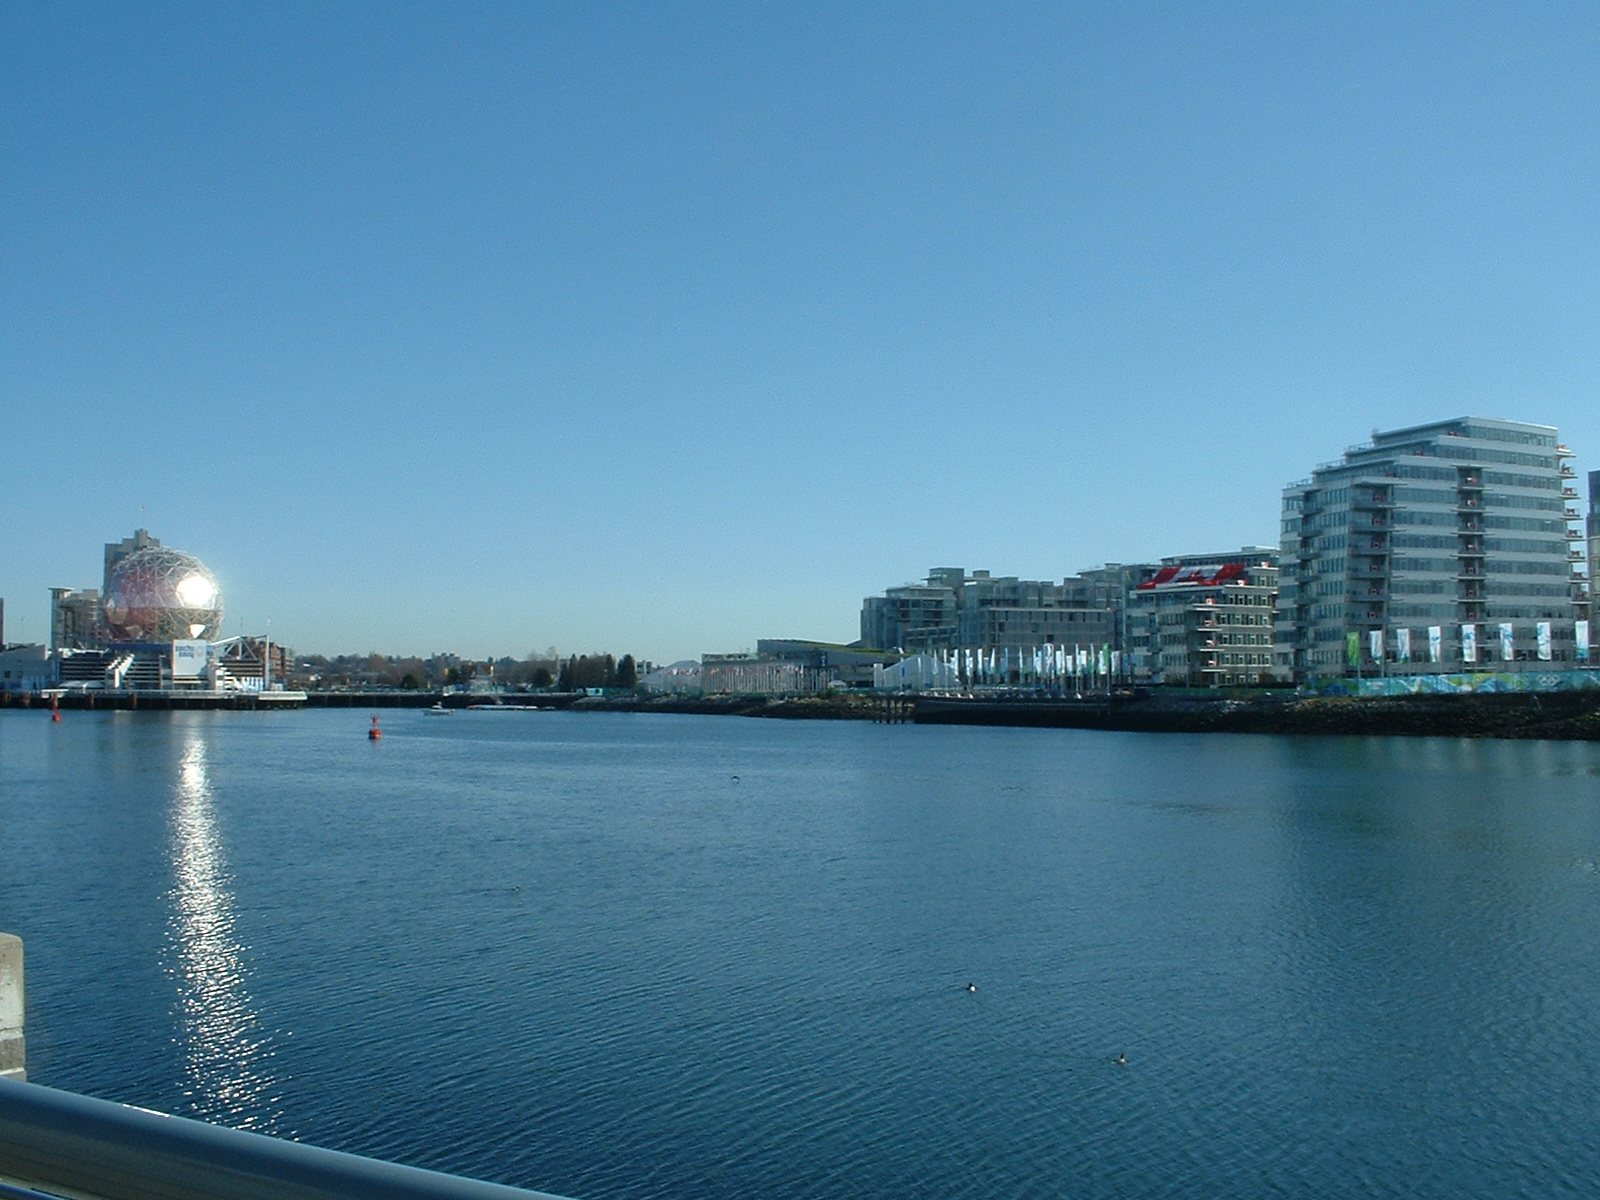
[{"xmin": 1278, "ymin": 418, "xmax": 1589, "ymax": 680}]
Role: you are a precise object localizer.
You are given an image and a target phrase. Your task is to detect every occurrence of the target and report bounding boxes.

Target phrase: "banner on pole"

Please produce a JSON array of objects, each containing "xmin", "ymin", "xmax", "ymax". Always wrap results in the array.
[
  {"xmin": 1461, "ymin": 624, "xmax": 1477, "ymax": 664},
  {"xmin": 1395, "ymin": 627, "xmax": 1411, "ymax": 663}
]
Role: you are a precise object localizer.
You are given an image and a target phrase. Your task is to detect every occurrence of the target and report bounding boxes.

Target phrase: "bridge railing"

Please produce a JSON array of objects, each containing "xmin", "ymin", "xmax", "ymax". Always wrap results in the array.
[
  {"xmin": 0, "ymin": 934, "xmax": 20, "ymax": 1084},
  {"xmin": 0, "ymin": 1077, "xmax": 574, "ymax": 1200},
  {"xmin": 0, "ymin": 933, "xmax": 573, "ymax": 1200}
]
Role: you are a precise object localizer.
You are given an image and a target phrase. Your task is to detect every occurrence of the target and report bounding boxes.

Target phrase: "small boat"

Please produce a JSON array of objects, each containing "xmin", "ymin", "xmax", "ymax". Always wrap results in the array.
[{"xmin": 423, "ymin": 702, "xmax": 453, "ymax": 716}]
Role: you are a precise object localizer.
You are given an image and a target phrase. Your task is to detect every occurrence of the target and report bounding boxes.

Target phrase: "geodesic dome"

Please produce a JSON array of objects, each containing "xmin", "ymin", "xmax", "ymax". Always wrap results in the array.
[{"xmin": 103, "ymin": 547, "xmax": 224, "ymax": 642}]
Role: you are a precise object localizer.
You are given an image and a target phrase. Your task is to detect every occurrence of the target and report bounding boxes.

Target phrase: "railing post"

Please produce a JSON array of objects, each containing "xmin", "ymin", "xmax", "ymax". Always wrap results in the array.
[{"xmin": 0, "ymin": 932, "xmax": 22, "ymax": 1082}]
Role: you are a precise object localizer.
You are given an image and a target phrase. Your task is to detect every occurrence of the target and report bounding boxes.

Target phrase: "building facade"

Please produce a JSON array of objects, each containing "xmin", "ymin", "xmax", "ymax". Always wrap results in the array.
[
  {"xmin": 699, "ymin": 653, "xmax": 836, "ymax": 696},
  {"xmin": 859, "ymin": 570, "xmax": 960, "ymax": 653},
  {"xmin": 1278, "ymin": 418, "xmax": 1588, "ymax": 680},
  {"xmin": 1127, "ymin": 549, "xmax": 1285, "ymax": 686},
  {"xmin": 1588, "ymin": 469, "xmax": 1600, "ymax": 619},
  {"xmin": 49, "ymin": 587, "xmax": 102, "ymax": 650},
  {"xmin": 861, "ymin": 567, "xmax": 1130, "ymax": 660}
]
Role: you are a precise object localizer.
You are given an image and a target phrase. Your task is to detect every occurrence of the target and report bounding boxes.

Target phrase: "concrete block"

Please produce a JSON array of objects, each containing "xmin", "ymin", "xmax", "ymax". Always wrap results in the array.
[{"xmin": 0, "ymin": 932, "xmax": 23, "ymax": 1081}]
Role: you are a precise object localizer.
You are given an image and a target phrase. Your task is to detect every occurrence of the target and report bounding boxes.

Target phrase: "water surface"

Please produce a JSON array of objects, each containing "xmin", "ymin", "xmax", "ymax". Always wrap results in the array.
[{"xmin": 3, "ymin": 709, "xmax": 1599, "ymax": 1198}]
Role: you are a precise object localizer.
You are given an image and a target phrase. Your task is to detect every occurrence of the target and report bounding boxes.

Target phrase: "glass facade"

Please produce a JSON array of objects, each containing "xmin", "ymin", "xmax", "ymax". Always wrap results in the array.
[{"xmin": 1278, "ymin": 418, "xmax": 1587, "ymax": 680}]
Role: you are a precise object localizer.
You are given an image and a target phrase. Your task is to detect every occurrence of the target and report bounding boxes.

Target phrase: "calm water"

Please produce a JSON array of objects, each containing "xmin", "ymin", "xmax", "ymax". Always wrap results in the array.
[{"xmin": 3, "ymin": 709, "xmax": 1600, "ymax": 1198}]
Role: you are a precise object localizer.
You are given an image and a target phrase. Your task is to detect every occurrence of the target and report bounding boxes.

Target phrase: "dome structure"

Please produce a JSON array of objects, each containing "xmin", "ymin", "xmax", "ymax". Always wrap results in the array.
[{"xmin": 102, "ymin": 546, "xmax": 224, "ymax": 642}]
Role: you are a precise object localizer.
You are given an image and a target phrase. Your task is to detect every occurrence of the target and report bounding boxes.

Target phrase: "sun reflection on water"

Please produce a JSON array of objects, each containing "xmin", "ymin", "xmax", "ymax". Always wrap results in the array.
[{"xmin": 167, "ymin": 730, "xmax": 281, "ymax": 1131}]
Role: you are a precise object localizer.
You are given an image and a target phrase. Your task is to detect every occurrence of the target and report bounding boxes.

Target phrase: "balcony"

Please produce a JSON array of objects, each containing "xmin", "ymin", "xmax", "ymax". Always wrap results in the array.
[
  {"xmin": 1570, "ymin": 549, "xmax": 1585, "ymax": 560},
  {"xmin": 1557, "ymin": 443, "xmax": 1574, "ymax": 457},
  {"xmin": 1562, "ymin": 487, "xmax": 1579, "ymax": 499},
  {"xmin": 1561, "ymin": 464, "xmax": 1576, "ymax": 477},
  {"xmin": 1566, "ymin": 508, "xmax": 1581, "ymax": 519},
  {"xmin": 1567, "ymin": 529, "xmax": 1584, "ymax": 540}
]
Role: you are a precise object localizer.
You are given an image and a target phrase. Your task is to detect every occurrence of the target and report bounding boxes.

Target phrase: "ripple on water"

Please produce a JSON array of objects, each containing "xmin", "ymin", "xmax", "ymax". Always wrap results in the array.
[{"xmin": 5, "ymin": 712, "xmax": 1600, "ymax": 1198}]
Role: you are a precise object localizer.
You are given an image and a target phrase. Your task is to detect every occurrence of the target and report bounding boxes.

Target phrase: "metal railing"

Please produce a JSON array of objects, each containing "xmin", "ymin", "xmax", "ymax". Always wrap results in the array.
[{"xmin": 0, "ymin": 1078, "xmax": 572, "ymax": 1200}]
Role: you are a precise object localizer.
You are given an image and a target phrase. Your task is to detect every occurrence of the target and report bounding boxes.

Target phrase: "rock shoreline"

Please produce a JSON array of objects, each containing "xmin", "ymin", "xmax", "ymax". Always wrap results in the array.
[
  {"xmin": 557, "ymin": 689, "xmax": 1600, "ymax": 739},
  {"xmin": 8, "ymin": 687, "xmax": 1599, "ymax": 739}
]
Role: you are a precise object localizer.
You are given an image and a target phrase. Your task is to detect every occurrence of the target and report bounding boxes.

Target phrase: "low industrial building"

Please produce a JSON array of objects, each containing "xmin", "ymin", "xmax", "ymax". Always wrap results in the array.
[
  {"xmin": 699, "ymin": 653, "xmax": 836, "ymax": 696},
  {"xmin": 0, "ymin": 643, "xmax": 50, "ymax": 692},
  {"xmin": 692, "ymin": 640, "xmax": 899, "ymax": 695}
]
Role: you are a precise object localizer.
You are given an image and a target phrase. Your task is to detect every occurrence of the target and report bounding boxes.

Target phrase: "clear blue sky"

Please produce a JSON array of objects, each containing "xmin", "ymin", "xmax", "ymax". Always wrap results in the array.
[{"xmin": 3, "ymin": 2, "xmax": 1597, "ymax": 662}]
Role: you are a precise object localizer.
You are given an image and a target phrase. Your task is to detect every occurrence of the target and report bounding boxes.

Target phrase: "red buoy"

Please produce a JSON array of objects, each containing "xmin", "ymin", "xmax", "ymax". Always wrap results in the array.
[
  {"xmin": 368, "ymin": 715, "xmax": 382, "ymax": 740},
  {"xmin": 51, "ymin": 696, "xmax": 60, "ymax": 723}
]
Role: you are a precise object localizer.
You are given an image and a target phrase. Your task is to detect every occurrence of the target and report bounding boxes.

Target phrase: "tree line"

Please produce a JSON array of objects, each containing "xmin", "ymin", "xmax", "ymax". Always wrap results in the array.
[
  {"xmin": 556, "ymin": 653, "xmax": 636, "ymax": 690},
  {"xmin": 291, "ymin": 650, "xmax": 639, "ymax": 692}
]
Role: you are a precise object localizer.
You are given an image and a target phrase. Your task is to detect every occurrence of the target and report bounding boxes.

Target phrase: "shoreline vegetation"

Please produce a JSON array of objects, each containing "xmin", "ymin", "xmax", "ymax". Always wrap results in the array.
[{"xmin": 6, "ymin": 687, "xmax": 1600, "ymax": 740}]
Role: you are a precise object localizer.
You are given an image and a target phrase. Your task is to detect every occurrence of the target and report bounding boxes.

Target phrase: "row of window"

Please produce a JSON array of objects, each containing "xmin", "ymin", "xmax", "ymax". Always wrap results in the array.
[
  {"xmin": 1485, "ymin": 515, "xmax": 1567, "ymax": 532},
  {"xmin": 1459, "ymin": 424, "xmax": 1558, "ymax": 448},
  {"xmin": 1485, "ymin": 538, "xmax": 1567, "ymax": 554},
  {"xmin": 1394, "ymin": 510, "xmax": 1465, "ymax": 527},
  {"xmin": 1434, "ymin": 446, "xmax": 1556, "ymax": 469},
  {"xmin": 1395, "ymin": 464, "xmax": 1462, "ymax": 482},
  {"xmin": 1483, "ymin": 470, "xmax": 1560, "ymax": 490},
  {"xmin": 1391, "ymin": 487, "xmax": 1457, "ymax": 504},
  {"xmin": 1483, "ymin": 492, "xmax": 1564, "ymax": 512}
]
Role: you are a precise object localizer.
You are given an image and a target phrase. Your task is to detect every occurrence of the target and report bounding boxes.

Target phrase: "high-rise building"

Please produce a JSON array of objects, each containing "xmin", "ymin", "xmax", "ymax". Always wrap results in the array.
[
  {"xmin": 1588, "ymin": 469, "xmax": 1600, "ymax": 620},
  {"xmin": 49, "ymin": 587, "xmax": 102, "ymax": 650},
  {"xmin": 860, "ymin": 567, "xmax": 1125, "ymax": 659},
  {"xmin": 1127, "ymin": 548, "xmax": 1286, "ymax": 687},
  {"xmin": 1278, "ymin": 418, "xmax": 1588, "ymax": 680},
  {"xmin": 859, "ymin": 571, "xmax": 961, "ymax": 652}
]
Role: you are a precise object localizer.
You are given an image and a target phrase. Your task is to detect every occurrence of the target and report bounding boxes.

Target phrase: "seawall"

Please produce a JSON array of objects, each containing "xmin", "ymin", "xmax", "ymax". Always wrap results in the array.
[
  {"xmin": 7, "ymin": 688, "xmax": 1599, "ymax": 739},
  {"xmin": 913, "ymin": 691, "xmax": 1600, "ymax": 740}
]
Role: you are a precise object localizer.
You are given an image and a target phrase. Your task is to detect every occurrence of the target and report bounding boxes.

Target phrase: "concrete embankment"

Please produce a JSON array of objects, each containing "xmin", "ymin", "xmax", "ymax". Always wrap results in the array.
[
  {"xmin": 914, "ymin": 691, "xmax": 1600, "ymax": 740},
  {"xmin": 0, "ymin": 690, "xmax": 305, "ymax": 710},
  {"xmin": 8, "ymin": 687, "xmax": 1598, "ymax": 738},
  {"xmin": 475, "ymin": 689, "xmax": 1600, "ymax": 738},
  {"xmin": 299, "ymin": 692, "xmax": 880, "ymax": 717},
  {"xmin": 568, "ymin": 693, "xmax": 879, "ymax": 719}
]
